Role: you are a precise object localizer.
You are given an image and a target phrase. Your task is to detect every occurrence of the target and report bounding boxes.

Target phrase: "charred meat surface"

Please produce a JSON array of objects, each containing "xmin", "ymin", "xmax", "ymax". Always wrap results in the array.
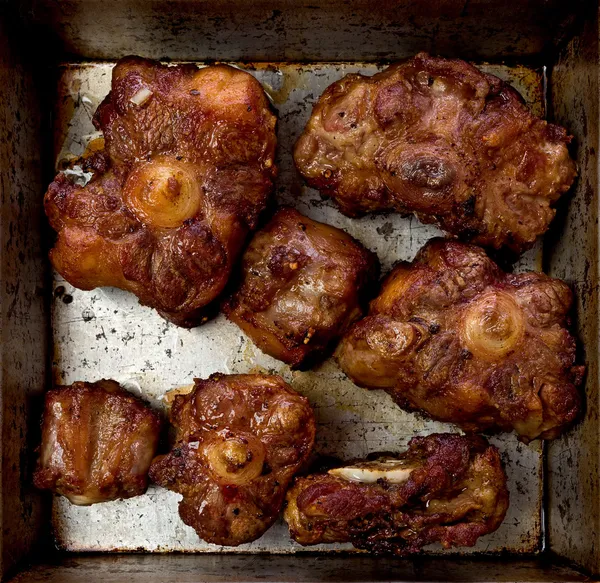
[
  {"xmin": 45, "ymin": 57, "xmax": 277, "ymax": 327},
  {"xmin": 223, "ymin": 207, "xmax": 379, "ymax": 368},
  {"xmin": 294, "ymin": 53, "xmax": 576, "ymax": 252},
  {"xmin": 337, "ymin": 239, "xmax": 583, "ymax": 442},
  {"xmin": 285, "ymin": 433, "xmax": 509, "ymax": 554},
  {"xmin": 33, "ymin": 380, "xmax": 161, "ymax": 505},
  {"xmin": 149, "ymin": 374, "xmax": 315, "ymax": 546}
]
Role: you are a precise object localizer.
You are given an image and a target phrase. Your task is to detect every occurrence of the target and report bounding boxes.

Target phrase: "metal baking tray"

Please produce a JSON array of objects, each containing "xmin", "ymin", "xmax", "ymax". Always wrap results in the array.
[{"xmin": 0, "ymin": 0, "xmax": 598, "ymax": 581}]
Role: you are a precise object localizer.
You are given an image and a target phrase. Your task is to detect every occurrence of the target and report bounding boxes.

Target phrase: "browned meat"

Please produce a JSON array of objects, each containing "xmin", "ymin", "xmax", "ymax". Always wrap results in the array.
[
  {"xmin": 285, "ymin": 433, "xmax": 508, "ymax": 554},
  {"xmin": 336, "ymin": 239, "xmax": 584, "ymax": 442},
  {"xmin": 33, "ymin": 380, "xmax": 161, "ymax": 505},
  {"xmin": 45, "ymin": 57, "xmax": 277, "ymax": 327},
  {"xmin": 294, "ymin": 53, "xmax": 576, "ymax": 252},
  {"xmin": 223, "ymin": 207, "xmax": 379, "ymax": 368},
  {"xmin": 149, "ymin": 374, "xmax": 315, "ymax": 546}
]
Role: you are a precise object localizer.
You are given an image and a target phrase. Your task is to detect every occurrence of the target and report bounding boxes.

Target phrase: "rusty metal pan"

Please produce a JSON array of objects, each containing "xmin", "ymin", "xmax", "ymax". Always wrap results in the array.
[{"xmin": 0, "ymin": 1, "xmax": 596, "ymax": 580}]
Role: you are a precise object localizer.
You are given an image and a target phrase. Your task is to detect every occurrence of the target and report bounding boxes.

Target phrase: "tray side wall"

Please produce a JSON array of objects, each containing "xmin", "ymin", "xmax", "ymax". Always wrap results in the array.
[
  {"xmin": 28, "ymin": 0, "xmax": 579, "ymax": 62},
  {"xmin": 546, "ymin": 10, "xmax": 600, "ymax": 575},
  {"xmin": 6, "ymin": 555, "xmax": 595, "ymax": 583},
  {"xmin": 0, "ymin": 6, "xmax": 49, "ymax": 580}
]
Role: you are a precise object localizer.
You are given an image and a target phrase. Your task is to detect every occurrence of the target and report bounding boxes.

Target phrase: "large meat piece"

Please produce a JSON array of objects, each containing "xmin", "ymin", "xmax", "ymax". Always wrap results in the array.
[
  {"xmin": 33, "ymin": 380, "xmax": 161, "ymax": 505},
  {"xmin": 223, "ymin": 207, "xmax": 379, "ymax": 368},
  {"xmin": 149, "ymin": 374, "xmax": 315, "ymax": 546},
  {"xmin": 294, "ymin": 53, "xmax": 576, "ymax": 252},
  {"xmin": 285, "ymin": 433, "xmax": 509, "ymax": 554},
  {"xmin": 45, "ymin": 57, "xmax": 277, "ymax": 327},
  {"xmin": 337, "ymin": 239, "xmax": 583, "ymax": 442}
]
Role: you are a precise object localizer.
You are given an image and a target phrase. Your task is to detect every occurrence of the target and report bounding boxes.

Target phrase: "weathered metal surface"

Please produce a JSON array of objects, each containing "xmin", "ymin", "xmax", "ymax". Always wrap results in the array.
[
  {"xmin": 0, "ymin": 10, "xmax": 49, "ymax": 580},
  {"xmin": 50, "ymin": 61, "xmax": 546, "ymax": 555},
  {"xmin": 546, "ymin": 14, "xmax": 600, "ymax": 575},
  {"xmin": 28, "ymin": 0, "xmax": 579, "ymax": 62},
  {"xmin": 7, "ymin": 555, "xmax": 596, "ymax": 583}
]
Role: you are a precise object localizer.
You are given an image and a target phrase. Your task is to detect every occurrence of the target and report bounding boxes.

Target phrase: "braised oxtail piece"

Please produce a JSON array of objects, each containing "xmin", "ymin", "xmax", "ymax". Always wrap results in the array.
[
  {"xmin": 149, "ymin": 374, "xmax": 315, "ymax": 546},
  {"xmin": 285, "ymin": 433, "xmax": 509, "ymax": 554},
  {"xmin": 295, "ymin": 52, "xmax": 576, "ymax": 252},
  {"xmin": 45, "ymin": 57, "xmax": 277, "ymax": 327},
  {"xmin": 33, "ymin": 380, "xmax": 161, "ymax": 505},
  {"xmin": 337, "ymin": 239, "xmax": 584, "ymax": 442},
  {"xmin": 223, "ymin": 207, "xmax": 379, "ymax": 368}
]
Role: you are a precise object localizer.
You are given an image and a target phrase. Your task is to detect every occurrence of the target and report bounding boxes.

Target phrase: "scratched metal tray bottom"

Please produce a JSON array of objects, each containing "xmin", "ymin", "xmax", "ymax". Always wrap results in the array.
[{"xmin": 51, "ymin": 61, "xmax": 544, "ymax": 554}]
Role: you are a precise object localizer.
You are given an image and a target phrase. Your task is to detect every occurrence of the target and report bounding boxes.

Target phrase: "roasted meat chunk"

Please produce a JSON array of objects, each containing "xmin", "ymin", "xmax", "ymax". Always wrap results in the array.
[
  {"xmin": 45, "ymin": 57, "xmax": 277, "ymax": 327},
  {"xmin": 149, "ymin": 374, "xmax": 315, "ymax": 546},
  {"xmin": 294, "ymin": 53, "xmax": 576, "ymax": 252},
  {"xmin": 223, "ymin": 207, "xmax": 379, "ymax": 368},
  {"xmin": 337, "ymin": 239, "xmax": 583, "ymax": 442},
  {"xmin": 33, "ymin": 380, "xmax": 161, "ymax": 505},
  {"xmin": 285, "ymin": 433, "xmax": 508, "ymax": 554}
]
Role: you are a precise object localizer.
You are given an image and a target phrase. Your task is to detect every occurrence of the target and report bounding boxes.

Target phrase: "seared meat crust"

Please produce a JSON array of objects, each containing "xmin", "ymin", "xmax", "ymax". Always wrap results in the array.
[
  {"xmin": 149, "ymin": 374, "xmax": 315, "ymax": 546},
  {"xmin": 294, "ymin": 53, "xmax": 576, "ymax": 252},
  {"xmin": 223, "ymin": 207, "xmax": 379, "ymax": 368},
  {"xmin": 285, "ymin": 433, "xmax": 509, "ymax": 554},
  {"xmin": 45, "ymin": 57, "xmax": 277, "ymax": 327},
  {"xmin": 337, "ymin": 239, "xmax": 583, "ymax": 442},
  {"xmin": 33, "ymin": 380, "xmax": 161, "ymax": 505}
]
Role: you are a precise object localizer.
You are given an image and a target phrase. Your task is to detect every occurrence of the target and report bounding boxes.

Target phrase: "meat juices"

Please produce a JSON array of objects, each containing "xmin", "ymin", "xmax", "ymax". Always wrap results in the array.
[
  {"xmin": 337, "ymin": 239, "xmax": 583, "ymax": 442},
  {"xmin": 285, "ymin": 433, "xmax": 509, "ymax": 554},
  {"xmin": 295, "ymin": 53, "xmax": 576, "ymax": 252},
  {"xmin": 45, "ymin": 57, "xmax": 277, "ymax": 327},
  {"xmin": 33, "ymin": 380, "xmax": 161, "ymax": 505},
  {"xmin": 223, "ymin": 207, "xmax": 379, "ymax": 368},
  {"xmin": 149, "ymin": 374, "xmax": 315, "ymax": 546}
]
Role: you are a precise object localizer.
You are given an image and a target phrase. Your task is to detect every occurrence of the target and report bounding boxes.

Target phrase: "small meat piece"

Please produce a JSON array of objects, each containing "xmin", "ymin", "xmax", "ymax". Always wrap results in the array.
[
  {"xmin": 336, "ymin": 239, "xmax": 584, "ymax": 442},
  {"xmin": 223, "ymin": 207, "xmax": 379, "ymax": 368},
  {"xmin": 45, "ymin": 57, "xmax": 277, "ymax": 327},
  {"xmin": 285, "ymin": 433, "xmax": 509, "ymax": 554},
  {"xmin": 33, "ymin": 380, "xmax": 161, "ymax": 505},
  {"xmin": 294, "ymin": 53, "xmax": 576, "ymax": 252},
  {"xmin": 149, "ymin": 374, "xmax": 315, "ymax": 546}
]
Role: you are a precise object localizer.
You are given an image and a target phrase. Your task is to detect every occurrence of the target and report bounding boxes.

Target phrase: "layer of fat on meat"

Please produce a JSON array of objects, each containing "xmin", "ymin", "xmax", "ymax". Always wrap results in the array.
[{"xmin": 329, "ymin": 458, "xmax": 418, "ymax": 484}]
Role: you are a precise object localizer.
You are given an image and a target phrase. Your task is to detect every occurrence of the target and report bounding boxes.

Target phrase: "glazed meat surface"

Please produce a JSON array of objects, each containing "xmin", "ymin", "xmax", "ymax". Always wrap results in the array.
[
  {"xmin": 285, "ymin": 433, "xmax": 508, "ymax": 554},
  {"xmin": 337, "ymin": 239, "xmax": 583, "ymax": 442},
  {"xmin": 149, "ymin": 374, "xmax": 315, "ymax": 546},
  {"xmin": 33, "ymin": 380, "xmax": 161, "ymax": 505},
  {"xmin": 223, "ymin": 207, "xmax": 379, "ymax": 368},
  {"xmin": 294, "ymin": 53, "xmax": 576, "ymax": 252},
  {"xmin": 45, "ymin": 57, "xmax": 277, "ymax": 327}
]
